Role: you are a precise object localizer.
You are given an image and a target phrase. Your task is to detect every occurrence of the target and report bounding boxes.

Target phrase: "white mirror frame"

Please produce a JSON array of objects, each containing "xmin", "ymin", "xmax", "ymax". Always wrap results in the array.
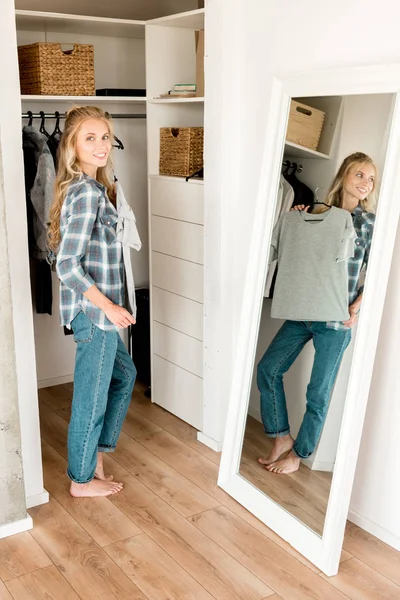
[{"xmin": 218, "ymin": 63, "xmax": 400, "ymax": 577}]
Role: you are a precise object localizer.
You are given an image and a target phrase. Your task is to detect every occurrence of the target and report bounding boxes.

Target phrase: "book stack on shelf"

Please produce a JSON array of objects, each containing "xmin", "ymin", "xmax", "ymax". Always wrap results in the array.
[{"xmin": 158, "ymin": 83, "xmax": 197, "ymax": 99}]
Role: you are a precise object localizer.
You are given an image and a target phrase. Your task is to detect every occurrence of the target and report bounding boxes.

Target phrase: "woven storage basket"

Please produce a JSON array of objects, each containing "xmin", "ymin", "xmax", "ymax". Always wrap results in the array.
[
  {"xmin": 286, "ymin": 100, "xmax": 325, "ymax": 151},
  {"xmin": 159, "ymin": 127, "xmax": 204, "ymax": 177},
  {"xmin": 18, "ymin": 43, "xmax": 95, "ymax": 96}
]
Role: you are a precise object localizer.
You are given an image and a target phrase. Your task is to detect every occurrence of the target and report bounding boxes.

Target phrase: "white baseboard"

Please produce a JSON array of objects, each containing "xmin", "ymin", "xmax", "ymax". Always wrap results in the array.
[
  {"xmin": 38, "ymin": 375, "xmax": 73, "ymax": 389},
  {"xmin": 248, "ymin": 407, "xmax": 262, "ymax": 422},
  {"xmin": 302, "ymin": 457, "xmax": 335, "ymax": 472},
  {"xmin": 348, "ymin": 509, "xmax": 400, "ymax": 551},
  {"xmin": 0, "ymin": 515, "xmax": 33, "ymax": 540},
  {"xmin": 26, "ymin": 489, "xmax": 49, "ymax": 509},
  {"xmin": 197, "ymin": 432, "xmax": 223, "ymax": 452}
]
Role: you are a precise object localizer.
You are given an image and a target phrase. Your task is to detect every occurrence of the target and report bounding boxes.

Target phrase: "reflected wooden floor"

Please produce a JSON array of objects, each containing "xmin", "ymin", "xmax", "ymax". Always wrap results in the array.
[
  {"xmin": 240, "ymin": 415, "xmax": 333, "ymax": 536},
  {"xmin": 0, "ymin": 384, "xmax": 399, "ymax": 599}
]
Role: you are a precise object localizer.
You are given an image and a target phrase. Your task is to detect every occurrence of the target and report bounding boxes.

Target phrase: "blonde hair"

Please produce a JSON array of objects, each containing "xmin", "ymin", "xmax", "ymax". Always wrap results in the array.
[
  {"xmin": 325, "ymin": 152, "xmax": 378, "ymax": 214},
  {"xmin": 48, "ymin": 105, "xmax": 116, "ymax": 251}
]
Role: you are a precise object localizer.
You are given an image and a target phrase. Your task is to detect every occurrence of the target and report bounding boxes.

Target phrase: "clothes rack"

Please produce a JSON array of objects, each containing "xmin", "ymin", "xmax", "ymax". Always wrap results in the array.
[
  {"xmin": 282, "ymin": 159, "xmax": 303, "ymax": 173},
  {"xmin": 21, "ymin": 112, "xmax": 146, "ymax": 119}
]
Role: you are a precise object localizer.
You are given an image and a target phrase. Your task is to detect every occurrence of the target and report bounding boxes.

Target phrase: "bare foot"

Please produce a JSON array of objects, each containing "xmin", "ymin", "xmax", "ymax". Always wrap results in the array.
[
  {"xmin": 94, "ymin": 452, "xmax": 113, "ymax": 481},
  {"xmin": 266, "ymin": 450, "xmax": 301, "ymax": 475},
  {"xmin": 258, "ymin": 434, "xmax": 294, "ymax": 466},
  {"xmin": 70, "ymin": 479, "xmax": 123, "ymax": 498}
]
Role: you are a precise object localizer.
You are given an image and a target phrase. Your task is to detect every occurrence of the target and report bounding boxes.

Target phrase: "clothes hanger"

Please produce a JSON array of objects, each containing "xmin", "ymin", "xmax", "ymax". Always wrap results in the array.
[
  {"xmin": 39, "ymin": 111, "xmax": 50, "ymax": 138},
  {"xmin": 312, "ymin": 186, "xmax": 331, "ymax": 208},
  {"xmin": 113, "ymin": 134, "xmax": 124, "ymax": 150},
  {"xmin": 304, "ymin": 186, "xmax": 331, "ymax": 221},
  {"xmin": 50, "ymin": 111, "xmax": 63, "ymax": 137},
  {"xmin": 27, "ymin": 110, "xmax": 33, "ymax": 127}
]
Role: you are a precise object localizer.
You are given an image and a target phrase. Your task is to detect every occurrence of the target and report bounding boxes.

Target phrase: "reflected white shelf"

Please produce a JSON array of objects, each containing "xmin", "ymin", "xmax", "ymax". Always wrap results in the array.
[
  {"xmin": 284, "ymin": 141, "xmax": 330, "ymax": 160},
  {"xmin": 147, "ymin": 9, "xmax": 204, "ymax": 30},
  {"xmin": 149, "ymin": 97, "xmax": 204, "ymax": 104},
  {"xmin": 149, "ymin": 174, "xmax": 204, "ymax": 185},
  {"xmin": 15, "ymin": 10, "xmax": 145, "ymax": 39},
  {"xmin": 21, "ymin": 95, "xmax": 146, "ymax": 103}
]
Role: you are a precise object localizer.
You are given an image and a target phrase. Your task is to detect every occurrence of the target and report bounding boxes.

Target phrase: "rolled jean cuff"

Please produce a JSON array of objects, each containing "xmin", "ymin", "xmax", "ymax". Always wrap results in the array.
[
  {"xmin": 98, "ymin": 444, "xmax": 116, "ymax": 453},
  {"xmin": 292, "ymin": 445, "xmax": 309, "ymax": 459},
  {"xmin": 264, "ymin": 428, "xmax": 290, "ymax": 438},
  {"xmin": 67, "ymin": 468, "xmax": 94, "ymax": 484}
]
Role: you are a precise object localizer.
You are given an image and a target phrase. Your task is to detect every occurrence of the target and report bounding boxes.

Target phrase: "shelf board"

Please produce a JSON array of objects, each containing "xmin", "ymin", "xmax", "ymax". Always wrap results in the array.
[
  {"xmin": 21, "ymin": 95, "xmax": 146, "ymax": 103},
  {"xmin": 149, "ymin": 97, "xmax": 204, "ymax": 104},
  {"xmin": 149, "ymin": 174, "xmax": 204, "ymax": 185},
  {"xmin": 284, "ymin": 141, "xmax": 330, "ymax": 160},
  {"xmin": 147, "ymin": 9, "xmax": 204, "ymax": 30},
  {"xmin": 15, "ymin": 10, "xmax": 145, "ymax": 39}
]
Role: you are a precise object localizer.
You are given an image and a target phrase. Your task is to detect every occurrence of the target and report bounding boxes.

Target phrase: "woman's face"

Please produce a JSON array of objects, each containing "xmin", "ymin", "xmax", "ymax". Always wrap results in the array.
[
  {"xmin": 75, "ymin": 118, "xmax": 112, "ymax": 177},
  {"xmin": 343, "ymin": 162, "xmax": 376, "ymax": 202}
]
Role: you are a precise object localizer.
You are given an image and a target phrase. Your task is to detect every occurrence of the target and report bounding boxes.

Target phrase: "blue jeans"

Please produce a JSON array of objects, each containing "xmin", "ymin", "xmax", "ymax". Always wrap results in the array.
[
  {"xmin": 257, "ymin": 321, "xmax": 351, "ymax": 459},
  {"xmin": 67, "ymin": 311, "xmax": 136, "ymax": 483}
]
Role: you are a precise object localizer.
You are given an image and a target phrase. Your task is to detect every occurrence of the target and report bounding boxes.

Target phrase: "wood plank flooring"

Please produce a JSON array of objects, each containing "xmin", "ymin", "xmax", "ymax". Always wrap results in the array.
[
  {"xmin": 0, "ymin": 382, "xmax": 399, "ymax": 600},
  {"xmin": 240, "ymin": 415, "xmax": 333, "ymax": 536}
]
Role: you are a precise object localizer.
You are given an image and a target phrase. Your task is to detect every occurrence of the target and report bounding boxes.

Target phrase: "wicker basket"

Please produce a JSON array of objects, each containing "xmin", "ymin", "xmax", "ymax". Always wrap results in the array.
[
  {"xmin": 159, "ymin": 127, "xmax": 204, "ymax": 177},
  {"xmin": 18, "ymin": 43, "xmax": 95, "ymax": 96},
  {"xmin": 286, "ymin": 100, "xmax": 325, "ymax": 151}
]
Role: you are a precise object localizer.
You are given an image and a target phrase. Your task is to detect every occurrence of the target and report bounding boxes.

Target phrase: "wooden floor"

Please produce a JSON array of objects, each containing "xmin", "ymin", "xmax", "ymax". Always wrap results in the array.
[
  {"xmin": 240, "ymin": 415, "xmax": 333, "ymax": 536},
  {"xmin": 0, "ymin": 383, "xmax": 399, "ymax": 600}
]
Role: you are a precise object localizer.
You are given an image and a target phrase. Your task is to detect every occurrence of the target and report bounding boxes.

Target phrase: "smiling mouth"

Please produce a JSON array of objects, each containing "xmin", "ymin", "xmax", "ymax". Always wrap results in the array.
[
  {"xmin": 94, "ymin": 153, "xmax": 107, "ymax": 159},
  {"xmin": 356, "ymin": 187, "xmax": 368, "ymax": 194}
]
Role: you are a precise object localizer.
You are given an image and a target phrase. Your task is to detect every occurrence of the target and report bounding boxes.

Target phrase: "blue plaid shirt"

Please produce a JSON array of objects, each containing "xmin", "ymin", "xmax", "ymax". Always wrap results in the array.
[
  {"xmin": 327, "ymin": 205, "xmax": 375, "ymax": 330},
  {"xmin": 56, "ymin": 174, "xmax": 124, "ymax": 331}
]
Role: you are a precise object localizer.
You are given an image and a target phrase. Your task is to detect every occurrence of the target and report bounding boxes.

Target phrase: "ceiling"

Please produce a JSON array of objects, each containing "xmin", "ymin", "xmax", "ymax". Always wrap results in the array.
[{"xmin": 15, "ymin": 0, "xmax": 200, "ymax": 20}]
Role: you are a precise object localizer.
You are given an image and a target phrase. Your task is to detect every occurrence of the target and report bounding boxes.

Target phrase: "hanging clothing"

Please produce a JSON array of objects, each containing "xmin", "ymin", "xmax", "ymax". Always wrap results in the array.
[
  {"xmin": 270, "ymin": 207, "xmax": 356, "ymax": 321},
  {"xmin": 283, "ymin": 167, "xmax": 314, "ymax": 208},
  {"xmin": 115, "ymin": 180, "xmax": 142, "ymax": 317},
  {"xmin": 22, "ymin": 126, "xmax": 55, "ymax": 315},
  {"xmin": 47, "ymin": 132, "xmax": 61, "ymax": 168},
  {"xmin": 23, "ymin": 126, "xmax": 55, "ymax": 260},
  {"xmin": 264, "ymin": 175, "xmax": 294, "ymax": 297}
]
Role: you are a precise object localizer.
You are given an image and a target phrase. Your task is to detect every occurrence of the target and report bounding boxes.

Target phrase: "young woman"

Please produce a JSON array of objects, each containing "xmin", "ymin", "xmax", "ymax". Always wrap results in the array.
[
  {"xmin": 257, "ymin": 152, "xmax": 377, "ymax": 475},
  {"xmin": 48, "ymin": 106, "xmax": 136, "ymax": 497}
]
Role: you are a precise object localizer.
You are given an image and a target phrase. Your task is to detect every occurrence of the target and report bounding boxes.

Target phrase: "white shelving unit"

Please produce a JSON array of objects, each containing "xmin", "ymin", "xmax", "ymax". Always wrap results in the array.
[
  {"xmin": 284, "ymin": 141, "xmax": 330, "ymax": 160},
  {"xmin": 146, "ymin": 11, "xmax": 205, "ymax": 430},
  {"xmin": 148, "ymin": 9, "xmax": 204, "ymax": 30},
  {"xmin": 149, "ymin": 97, "xmax": 204, "ymax": 104},
  {"xmin": 15, "ymin": 10, "xmax": 145, "ymax": 38},
  {"xmin": 21, "ymin": 95, "xmax": 146, "ymax": 103}
]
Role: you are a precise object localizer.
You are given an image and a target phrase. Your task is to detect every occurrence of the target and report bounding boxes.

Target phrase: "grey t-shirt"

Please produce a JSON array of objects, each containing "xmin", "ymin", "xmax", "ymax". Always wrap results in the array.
[{"xmin": 270, "ymin": 206, "xmax": 356, "ymax": 322}]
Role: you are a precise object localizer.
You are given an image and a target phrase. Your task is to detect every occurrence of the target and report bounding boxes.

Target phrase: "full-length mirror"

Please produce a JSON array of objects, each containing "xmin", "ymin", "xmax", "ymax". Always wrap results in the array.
[
  {"xmin": 239, "ymin": 92, "xmax": 394, "ymax": 537},
  {"xmin": 218, "ymin": 65, "xmax": 400, "ymax": 576}
]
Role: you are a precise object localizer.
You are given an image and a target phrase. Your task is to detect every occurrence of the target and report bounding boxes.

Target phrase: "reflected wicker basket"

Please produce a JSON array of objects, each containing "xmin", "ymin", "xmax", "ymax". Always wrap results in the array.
[{"xmin": 159, "ymin": 127, "xmax": 204, "ymax": 177}]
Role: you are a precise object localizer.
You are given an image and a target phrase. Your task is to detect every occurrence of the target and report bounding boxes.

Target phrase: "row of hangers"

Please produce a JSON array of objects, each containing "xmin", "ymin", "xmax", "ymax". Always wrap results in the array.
[{"xmin": 24, "ymin": 110, "xmax": 125, "ymax": 150}]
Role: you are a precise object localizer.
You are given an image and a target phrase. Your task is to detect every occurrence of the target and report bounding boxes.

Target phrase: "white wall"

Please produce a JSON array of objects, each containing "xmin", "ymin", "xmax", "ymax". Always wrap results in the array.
[
  {"xmin": 350, "ymin": 221, "xmax": 400, "ymax": 550},
  {"xmin": 0, "ymin": 0, "xmax": 45, "ymax": 508},
  {"xmin": 17, "ymin": 28, "xmax": 148, "ymax": 386},
  {"xmin": 206, "ymin": 0, "xmax": 400, "ymax": 548}
]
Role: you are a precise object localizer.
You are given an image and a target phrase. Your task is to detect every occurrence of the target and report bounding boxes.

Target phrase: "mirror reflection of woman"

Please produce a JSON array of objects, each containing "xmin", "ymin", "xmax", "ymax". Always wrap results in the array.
[{"xmin": 257, "ymin": 152, "xmax": 377, "ymax": 475}]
